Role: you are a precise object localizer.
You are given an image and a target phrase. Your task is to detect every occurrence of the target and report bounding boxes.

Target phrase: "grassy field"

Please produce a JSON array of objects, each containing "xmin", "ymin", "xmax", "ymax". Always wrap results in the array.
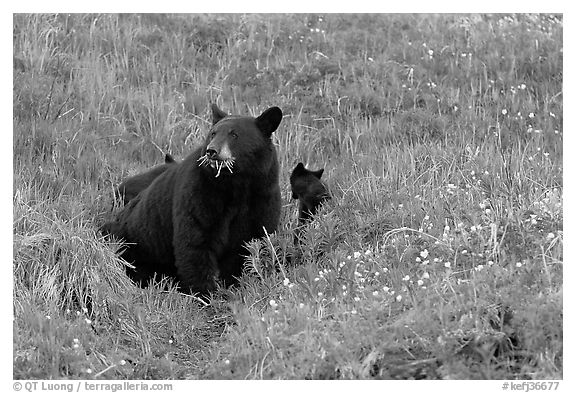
[{"xmin": 13, "ymin": 13, "xmax": 562, "ymax": 380}]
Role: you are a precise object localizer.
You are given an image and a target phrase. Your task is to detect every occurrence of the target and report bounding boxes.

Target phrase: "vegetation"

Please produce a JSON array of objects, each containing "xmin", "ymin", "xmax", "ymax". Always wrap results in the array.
[{"xmin": 13, "ymin": 13, "xmax": 562, "ymax": 379}]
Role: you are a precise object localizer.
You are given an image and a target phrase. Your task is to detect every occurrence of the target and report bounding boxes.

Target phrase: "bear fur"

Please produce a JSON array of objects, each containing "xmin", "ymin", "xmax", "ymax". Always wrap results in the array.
[
  {"xmin": 101, "ymin": 104, "xmax": 283, "ymax": 295},
  {"xmin": 290, "ymin": 162, "xmax": 331, "ymax": 244},
  {"xmin": 115, "ymin": 154, "xmax": 177, "ymax": 205}
]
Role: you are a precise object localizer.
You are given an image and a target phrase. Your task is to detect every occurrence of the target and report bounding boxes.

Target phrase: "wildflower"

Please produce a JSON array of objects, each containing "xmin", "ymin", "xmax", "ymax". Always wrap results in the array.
[
  {"xmin": 314, "ymin": 277, "xmax": 320, "ymax": 282},
  {"xmin": 502, "ymin": 109, "xmax": 508, "ymax": 115},
  {"xmin": 225, "ymin": 359, "xmax": 230, "ymax": 365},
  {"xmin": 299, "ymin": 303, "xmax": 305, "ymax": 309},
  {"xmin": 398, "ymin": 204, "xmax": 403, "ymax": 208},
  {"xmin": 519, "ymin": 83, "xmax": 527, "ymax": 90},
  {"xmin": 374, "ymin": 272, "xmax": 380, "ymax": 276},
  {"xmin": 318, "ymin": 292, "xmax": 323, "ymax": 297},
  {"xmin": 353, "ymin": 251, "xmax": 361, "ymax": 259},
  {"xmin": 382, "ymin": 267, "xmax": 388, "ymax": 273},
  {"xmin": 420, "ymin": 249, "xmax": 429, "ymax": 259},
  {"xmin": 417, "ymin": 280, "xmax": 424, "ymax": 286},
  {"xmin": 354, "ymin": 296, "xmax": 360, "ymax": 302},
  {"xmin": 422, "ymin": 272, "xmax": 430, "ymax": 279},
  {"xmin": 372, "ymin": 290, "xmax": 379, "ymax": 296},
  {"xmin": 45, "ymin": 315, "xmax": 51, "ymax": 320},
  {"xmin": 168, "ymin": 339, "xmax": 173, "ymax": 344},
  {"xmin": 547, "ymin": 233, "xmax": 555, "ymax": 240},
  {"xmin": 433, "ymin": 257, "xmax": 440, "ymax": 263},
  {"xmin": 475, "ymin": 265, "xmax": 484, "ymax": 272},
  {"xmin": 269, "ymin": 299, "xmax": 278, "ymax": 307},
  {"xmin": 86, "ymin": 369, "xmax": 92, "ymax": 374},
  {"xmin": 84, "ymin": 318, "xmax": 92, "ymax": 325},
  {"xmin": 396, "ymin": 295, "xmax": 403, "ymax": 302},
  {"xmin": 402, "ymin": 275, "xmax": 410, "ymax": 281},
  {"xmin": 416, "ymin": 257, "xmax": 421, "ymax": 262},
  {"xmin": 365, "ymin": 249, "xmax": 372, "ymax": 256},
  {"xmin": 283, "ymin": 278, "xmax": 290, "ymax": 286},
  {"xmin": 351, "ymin": 309, "xmax": 357, "ymax": 315},
  {"xmin": 461, "ymin": 249, "xmax": 468, "ymax": 254},
  {"xmin": 516, "ymin": 262, "xmax": 523, "ymax": 268},
  {"xmin": 120, "ymin": 360, "xmax": 126, "ymax": 366},
  {"xmin": 444, "ymin": 262, "xmax": 451, "ymax": 268},
  {"xmin": 383, "ymin": 286, "xmax": 390, "ymax": 292},
  {"xmin": 488, "ymin": 260, "xmax": 494, "ymax": 266}
]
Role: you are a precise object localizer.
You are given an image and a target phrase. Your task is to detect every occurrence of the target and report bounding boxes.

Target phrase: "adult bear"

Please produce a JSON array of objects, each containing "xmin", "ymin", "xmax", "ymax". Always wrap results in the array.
[
  {"xmin": 101, "ymin": 104, "xmax": 283, "ymax": 295},
  {"xmin": 115, "ymin": 153, "xmax": 177, "ymax": 205}
]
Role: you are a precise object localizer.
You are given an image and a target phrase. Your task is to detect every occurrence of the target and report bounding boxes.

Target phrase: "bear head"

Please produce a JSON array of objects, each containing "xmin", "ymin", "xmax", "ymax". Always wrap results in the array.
[
  {"xmin": 197, "ymin": 104, "xmax": 283, "ymax": 178},
  {"xmin": 290, "ymin": 162, "xmax": 331, "ymax": 213}
]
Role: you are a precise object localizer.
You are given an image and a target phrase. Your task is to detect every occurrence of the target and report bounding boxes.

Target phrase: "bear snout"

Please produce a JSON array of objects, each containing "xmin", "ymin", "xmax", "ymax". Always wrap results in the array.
[{"xmin": 206, "ymin": 148, "xmax": 218, "ymax": 159}]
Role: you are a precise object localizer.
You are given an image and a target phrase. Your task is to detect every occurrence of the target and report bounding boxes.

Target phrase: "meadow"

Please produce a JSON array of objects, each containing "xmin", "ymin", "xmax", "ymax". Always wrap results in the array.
[{"xmin": 13, "ymin": 13, "xmax": 562, "ymax": 379}]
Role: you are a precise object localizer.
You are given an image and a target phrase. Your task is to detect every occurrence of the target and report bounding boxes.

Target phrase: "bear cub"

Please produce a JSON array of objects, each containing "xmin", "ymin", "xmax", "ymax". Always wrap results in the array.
[
  {"xmin": 290, "ymin": 162, "xmax": 331, "ymax": 244},
  {"xmin": 101, "ymin": 104, "xmax": 283, "ymax": 295},
  {"xmin": 115, "ymin": 154, "xmax": 177, "ymax": 205}
]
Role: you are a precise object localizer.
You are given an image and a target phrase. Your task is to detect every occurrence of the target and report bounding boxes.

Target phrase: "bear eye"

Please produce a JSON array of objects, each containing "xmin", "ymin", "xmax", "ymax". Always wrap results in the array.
[
  {"xmin": 210, "ymin": 131, "xmax": 216, "ymax": 138},
  {"xmin": 229, "ymin": 130, "xmax": 238, "ymax": 139}
]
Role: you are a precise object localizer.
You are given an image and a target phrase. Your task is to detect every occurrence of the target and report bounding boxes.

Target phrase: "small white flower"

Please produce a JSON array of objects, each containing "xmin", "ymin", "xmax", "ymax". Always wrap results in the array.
[
  {"xmin": 269, "ymin": 299, "xmax": 278, "ymax": 307},
  {"xmin": 502, "ymin": 109, "xmax": 508, "ymax": 115},
  {"xmin": 475, "ymin": 265, "xmax": 484, "ymax": 272},
  {"xmin": 461, "ymin": 250, "xmax": 468, "ymax": 254},
  {"xmin": 416, "ymin": 257, "xmax": 421, "ymax": 262},
  {"xmin": 224, "ymin": 359, "xmax": 230, "ymax": 365},
  {"xmin": 351, "ymin": 309, "xmax": 357, "ymax": 314},
  {"xmin": 417, "ymin": 280, "xmax": 424, "ymax": 286},
  {"xmin": 433, "ymin": 258, "xmax": 440, "ymax": 263},
  {"xmin": 383, "ymin": 286, "xmax": 390, "ymax": 292},
  {"xmin": 86, "ymin": 368, "xmax": 92, "ymax": 374},
  {"xmin": 120, "ymin": 360, "xmax": 126, "ymax": 365},
  {"xmin": 444, "ymin": 262, "xmax": 451, "ymax": 268},
  {"xmin": 396, "ymin": 295, "xmax": 403, "ymax": 302},
  {"xmin": 372, "ymin": 291, "xmax": 379, "ymax": 296},
  {"xmin": 402, "ymin": 275, "xmax": 410, "ymax": 281},
  {"xmin": 382, "ymin": 267, "xmax": 388, "ymax": 273},
  {"xmin": 516, "ymin": 262, "xmax": 523, "ymax": 268},
  {"xmin": 420, "ymin": 249, "xmax": 429, "ymax": 259},
  {"xmin": 422, "ymin": 272, "xmax": 430, "ymax": 279},
  {"xmin": 299, "ymin": 303, "xmax": 305, "ymax": 309},
  {"xmin": 84, "ymin": 318, "xmax": 92, "ymax": 325},
  {"xmin": 488, "ymin": 260, "xmax": 494, "ymax": 266},
  {"xmin": 314, "ymin": 277, "xmax": 320, "ymax": 282},
  {"xmin": 520, "ymin": 83, "xmax": 526, "ymax": 90},
  {"xmin": 283, "ymin": 277, "xmax": 290, "ymax": 286},
  {"xmin": 318, "ymin": 292, "xmax": 323, "ymax": 297},
  {"xmin": 547, "ymin": 233, "xmax": 555, "ymax": 240},
  {"xmin": 354, "ymin": 296, "xmax": 360, "ymax": 302},
  {"xmin": 398, "ymin": 203, "xmax": 404, "ymax": 208},
  {"xmin": 353, "ymin": 251, "xmax": 361, "ymax": 259},
  {"xmin": 529, "ymin": 112, "xmax": 535, "ymax": 118},
  {"xmin": 45, "ymin": 315, "xmax": 51, "ymax": 320}
]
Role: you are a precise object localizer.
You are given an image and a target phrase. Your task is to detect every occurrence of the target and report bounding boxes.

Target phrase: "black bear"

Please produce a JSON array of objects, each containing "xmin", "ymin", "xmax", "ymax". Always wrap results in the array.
[
  {"xmin": 101, "ymin": 104, "xmax": 283, "ymax": 295},
  {"xmin": 115, "ymin": 154, "xmax": 177, "ymax": 205},
  {"xmin": 290, "ymin": 162, "xmax": 331, "ymax": 245}
]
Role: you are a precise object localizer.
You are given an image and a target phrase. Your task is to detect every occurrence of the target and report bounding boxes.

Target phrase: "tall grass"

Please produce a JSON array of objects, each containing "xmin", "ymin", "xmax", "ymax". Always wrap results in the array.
[{"xmin": 13, "ymin": 13, "xmax": 562, "ymax": 379}]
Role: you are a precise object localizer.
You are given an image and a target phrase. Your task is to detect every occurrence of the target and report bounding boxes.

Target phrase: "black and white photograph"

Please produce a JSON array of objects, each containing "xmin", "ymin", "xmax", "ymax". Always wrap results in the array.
[{"xmin": 11, "ymin": 10, "xmax": 564, "ymax": 385}]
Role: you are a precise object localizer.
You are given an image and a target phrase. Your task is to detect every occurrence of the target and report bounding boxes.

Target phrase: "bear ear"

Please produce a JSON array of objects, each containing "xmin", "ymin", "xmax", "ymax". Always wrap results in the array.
[
  {"xmin": 211, "ymin": 104, "xmax": 228, "ymax": 125},
  {"xmin": 255, "ymin": 107, "xmax": 283, "ymax": 137},
  {"xmin": 165, "ymin": 153, "xmax": 175, "ymax": 164},
  {"xmin": 291, "ymin": 162, "xmax": 305, "ymax": 176},
  {"xmin": 312, "ymin": 168, "xmax": 324, "ymax": 179}
]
